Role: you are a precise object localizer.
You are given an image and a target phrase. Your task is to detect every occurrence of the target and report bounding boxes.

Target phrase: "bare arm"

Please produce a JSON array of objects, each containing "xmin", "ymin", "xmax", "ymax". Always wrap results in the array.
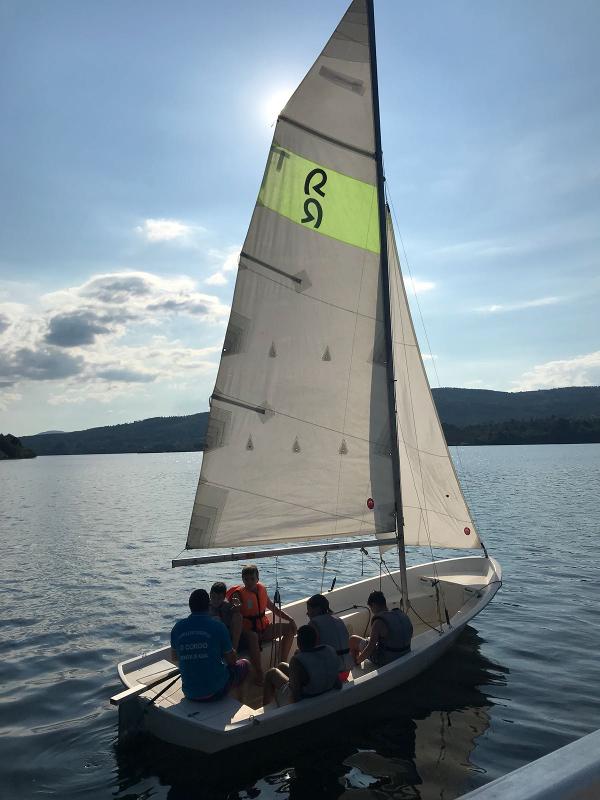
[
  {"xmin": 223, "ymin": 649, "xmax": 237, "ymax": 667},
  {"xmin": 266, "ymin": 598, "xmax": 297, "ymax": 628},
  {"xmin": 288, "ymin": 657, "xmax": 308, "ymax": 703},
  {"xmin": 357, "ymin": 620, "xmax": 385, "ymax": 664}
]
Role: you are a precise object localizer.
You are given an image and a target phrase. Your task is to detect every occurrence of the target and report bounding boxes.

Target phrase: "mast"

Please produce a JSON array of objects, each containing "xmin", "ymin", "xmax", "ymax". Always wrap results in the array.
[{"xmin": 366, "ymin": 0, "xmax": 409, "ymax": 610}]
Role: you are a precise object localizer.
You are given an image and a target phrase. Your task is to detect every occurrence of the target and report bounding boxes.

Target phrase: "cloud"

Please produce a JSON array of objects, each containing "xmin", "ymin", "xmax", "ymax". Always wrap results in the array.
[
  {"xmin": 0, "ymin": 388, "xmax": 22, "ymax": 411},
  {"xmin": 0, "ymin": 313, "xmax": 9, "ymax": 334},
  {"xmin": 204, "ymin": 247, "xmax": 240, "ymax": 286},
  {"xmin": 95, "ymin": 367, "xmax": 156, "ymax": 383},
  {"xmin": 45, "ymin": 311, "xmax": 111, "ymax": 347},
  {"xmin": 135, "ymin": 218, "xmax": 201, "ymax": 243},
  {"xmin": 0, "ymin": 269, "xmax": 229, "ymax": 413},
  {"xmin": 45, "ymin": 340, "xmax": 220, "ymax": 406},
  {"xmin": 43, "ymin": 271, "xmax": 229, "ymax": 328},
  {"xmin": 513, "ymin": 351, "xmax": 600, "ymax": 391},
  {"xmin": 406, "ymin": 277, "xmax": 436, "ymax": 294},
  {"xmin": 477, "ymin": 296, "xmax": 561, "ymax": 314},
  {"xmin": 0, "ymin": 346, "xmax": 85, "ymax": 383},
  {"xmin": 146, "ymin": 298, "xmax": 210, "ymax": 315},
  {"xmin": 81, "ymin": 274, "xmax": 151, "ymax": 302},
  {"xmin": 205, "ymin": 271, "xmax": 228, "ymax": 286}
]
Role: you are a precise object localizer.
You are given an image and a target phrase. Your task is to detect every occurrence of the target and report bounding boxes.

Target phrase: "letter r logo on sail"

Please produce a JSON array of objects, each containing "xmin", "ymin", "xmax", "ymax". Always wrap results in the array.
[{"xmin": 257, "ymin": 145, "xmax": 379, "ymax": 253}]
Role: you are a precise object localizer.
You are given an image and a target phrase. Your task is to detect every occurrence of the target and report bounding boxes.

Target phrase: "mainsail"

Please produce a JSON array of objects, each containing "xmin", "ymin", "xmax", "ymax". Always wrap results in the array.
[{"xmin": 185, "ymin": 0, "xmax": 479, "ymax": 554}]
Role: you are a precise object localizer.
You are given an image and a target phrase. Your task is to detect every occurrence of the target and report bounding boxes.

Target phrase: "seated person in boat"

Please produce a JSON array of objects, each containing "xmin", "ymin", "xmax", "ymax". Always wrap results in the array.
[
  {"xmin": 226, "ymin": 564, "xmax": 297, "ymax": 684},
  {"xmin": 349, "ymin": 590, "xmax": 413, "ymax": 668},
  {"xmin": 306, "ymin": 593, "xmax": 353, "ymax": 682},
  {"xmin": 263, "ymin": 624, "xmax": 342, "ymax": 707},
  {"xmin": 209, "ymin": 581, "xmax": 242, "ymax": 648},
  {"xmin": 170, "ymin": 588, "xmax": 250, "ymax": 702}
]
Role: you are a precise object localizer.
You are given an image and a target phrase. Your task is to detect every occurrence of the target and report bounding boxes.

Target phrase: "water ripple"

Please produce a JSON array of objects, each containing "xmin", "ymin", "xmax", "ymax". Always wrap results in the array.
[{"xmin": 1, "ymin": 446, "xmax": 599, "ymax": 799}]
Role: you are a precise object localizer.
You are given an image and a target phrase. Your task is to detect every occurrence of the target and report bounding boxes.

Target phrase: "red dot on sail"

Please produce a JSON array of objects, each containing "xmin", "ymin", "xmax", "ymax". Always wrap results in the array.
[
  {"xmin": 367, "ymin": 498, "xmax": 375, "ymax": 510},
  {"xmin": 464, "ymin": 527, "xmax": 471, "ymax": 535}
]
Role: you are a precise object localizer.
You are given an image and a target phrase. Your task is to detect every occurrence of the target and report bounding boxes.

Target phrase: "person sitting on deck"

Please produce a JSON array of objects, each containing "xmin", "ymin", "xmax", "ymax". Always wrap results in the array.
[
  {"xmin": 306, "ymin": 593, "xmax": 353, "ymax": 682},
  {"xmin": 349, "ymin": 590, "xmax": 413, "ymax": 668},
  {"xmin": 170, "ymin": 588, "xmax": 250, "ymax": 702},
  {"xmin": 263, "ymin": 624, "xmax": 342, "ymax": 706},
  {"xmin": 226, "ymin": 564, "xmax": 296, "ymax": 685},
  {"xmin": 209, "ymin": 581, "xmax": 242, "ymax": 649}
]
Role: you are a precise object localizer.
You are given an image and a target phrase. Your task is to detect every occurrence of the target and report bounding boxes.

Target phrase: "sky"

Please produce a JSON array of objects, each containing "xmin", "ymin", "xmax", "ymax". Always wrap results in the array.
[{"xmin": 1, "ymin": 0, "xmax": 599, "ymax": 436}]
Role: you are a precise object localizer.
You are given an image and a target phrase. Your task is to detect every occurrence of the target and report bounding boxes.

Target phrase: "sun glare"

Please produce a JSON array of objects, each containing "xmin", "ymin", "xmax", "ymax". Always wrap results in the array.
[{"xmin": 262, "ymin": 87, "xmax": 294, "ymax": 126}]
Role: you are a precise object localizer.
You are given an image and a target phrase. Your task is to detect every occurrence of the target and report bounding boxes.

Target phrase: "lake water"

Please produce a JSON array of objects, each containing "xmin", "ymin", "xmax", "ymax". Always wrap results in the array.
[{"xmin": 1, "ymin": 444, "xmax": 599, "ymax": 799}]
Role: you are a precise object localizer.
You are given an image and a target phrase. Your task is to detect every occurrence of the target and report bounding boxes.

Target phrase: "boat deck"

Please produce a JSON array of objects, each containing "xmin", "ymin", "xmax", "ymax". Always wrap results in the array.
[{"xmin": 115, "ymin": 557, "xmax": 502, "ymax": 748}]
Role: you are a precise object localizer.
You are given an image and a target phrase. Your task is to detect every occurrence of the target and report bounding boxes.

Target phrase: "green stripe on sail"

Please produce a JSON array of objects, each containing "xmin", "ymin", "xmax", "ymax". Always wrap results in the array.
[{"xmin": 258, "ymin": 145, "xmax": 380, "ymax": 254}]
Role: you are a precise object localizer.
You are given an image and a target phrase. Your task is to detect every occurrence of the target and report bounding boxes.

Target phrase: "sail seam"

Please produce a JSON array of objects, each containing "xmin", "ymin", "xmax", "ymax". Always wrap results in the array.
[
  {"xmin": 198, "ymin": 478, "xmax": 391, "ymax": 529},
  {"xmin": 279, "ymin": 114, "xmax": 375, "ymax": 159},
  {"xmin": 243, "ymin": 258, "xmax": 388, "ymax": 324},
  {"xmin": 210, "ymin": 390, "xmax": 393, "ymax": 449},
  {"xmin": 400, "ymin": 442, "xmax": 457, "ymax": 459},
  {"xmin": 403, "ymin": 503, "xmax": 472, "ymax": 520}
]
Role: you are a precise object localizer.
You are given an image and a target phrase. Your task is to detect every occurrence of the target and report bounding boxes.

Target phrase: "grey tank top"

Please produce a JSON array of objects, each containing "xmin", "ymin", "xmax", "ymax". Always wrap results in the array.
[
  {"xmin": 311, "ymin": 613, "xmax": 353, "ymax": 672},
  {"xmin": 372, "ymin": 609, "xmax": 413, "ymax": 666},
  {"xmin": 294, "ymin": 645, "xmax": 341, "ymax": 698}
]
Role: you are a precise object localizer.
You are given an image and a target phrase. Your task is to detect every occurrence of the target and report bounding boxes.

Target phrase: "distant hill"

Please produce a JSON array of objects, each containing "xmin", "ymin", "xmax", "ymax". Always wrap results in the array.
[
  {"xmin": 0, "ymin": 434, "xmax": 36, "ymax": 460},
  {"xmin": 443, "ymin": 416, "xmax": 600, "ymax": 446},
  {"xmin": 430, "ymin": 386, "xmax": 600, "ymax": 426},
  {"xmin": 20, "ymin": 386, "xmax": 600, "ymax": 455},
  {"xmin": 22, "ymin": 414, "xmax": 209, "ymax": 456}
]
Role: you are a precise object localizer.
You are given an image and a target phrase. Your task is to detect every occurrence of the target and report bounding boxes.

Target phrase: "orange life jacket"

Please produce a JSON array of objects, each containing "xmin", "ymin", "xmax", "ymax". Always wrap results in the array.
[{"xmin": 226, "ymin": 582, "xmax": 270, "ymax": 633}]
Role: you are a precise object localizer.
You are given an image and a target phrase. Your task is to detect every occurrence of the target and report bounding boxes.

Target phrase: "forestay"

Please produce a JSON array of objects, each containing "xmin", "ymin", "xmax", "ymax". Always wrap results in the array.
[{"xmin": 187, "ymin": 0, "xmax": 397, "ymax": 550}]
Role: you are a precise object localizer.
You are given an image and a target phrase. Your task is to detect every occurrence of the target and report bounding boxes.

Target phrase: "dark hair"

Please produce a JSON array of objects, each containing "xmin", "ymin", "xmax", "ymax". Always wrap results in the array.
[
  {"xmin": 297, "ymin": 624, "xmax": 317, "ymax": 650},
  {"xmin": 210, "ymin": 581, "xmax": 227, "ymax": 596},
  {"xmin": 241, "ymin": 564, "xmax": 259, "ymax": 579},
  {"xmin": 307, "ymin": 594, "xmax": 330, "ymax": 614},
  {"xmin": 367, "ymin": 590, "xmax": 386, "ymax": 608},
  {"xmin": 189, "ymin": 588, "xmax": 210, "ymax": 612}
]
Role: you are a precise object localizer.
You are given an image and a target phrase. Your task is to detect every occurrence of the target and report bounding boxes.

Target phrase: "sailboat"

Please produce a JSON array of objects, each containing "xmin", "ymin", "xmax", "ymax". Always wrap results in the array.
[{"xmin": 112, "ymin": 0, "xmax": 502, "ymax": 753}]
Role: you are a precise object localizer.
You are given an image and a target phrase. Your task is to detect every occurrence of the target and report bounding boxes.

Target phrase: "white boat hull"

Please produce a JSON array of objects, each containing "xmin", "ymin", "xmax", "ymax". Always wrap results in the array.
[{"xmin": 115, "ymin": 555, "xmax": 501, "ymax": 753}]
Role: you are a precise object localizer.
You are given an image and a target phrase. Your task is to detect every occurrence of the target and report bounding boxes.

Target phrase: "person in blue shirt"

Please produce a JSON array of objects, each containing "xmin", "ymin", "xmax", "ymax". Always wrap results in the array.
[{"xmin": 170, "ymin": 588, "xmax": 250, "ymax": 701}]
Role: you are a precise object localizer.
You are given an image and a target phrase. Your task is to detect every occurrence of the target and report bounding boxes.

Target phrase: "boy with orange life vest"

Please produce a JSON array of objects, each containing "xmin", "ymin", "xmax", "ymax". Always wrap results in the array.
[{"xmin": 226, "ymin": 564, "xmax": 297, "ymax": 684}]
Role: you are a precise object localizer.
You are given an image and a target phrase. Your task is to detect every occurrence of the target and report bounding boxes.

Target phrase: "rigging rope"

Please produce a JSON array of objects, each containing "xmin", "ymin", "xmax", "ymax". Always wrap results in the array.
[
  {"xmin": 270, "ymin": 556, "xmax": 282, "ymax": 668},
  {"xmin": 320, "ymin": 551, "xmax": 328, "ymax": 593}
]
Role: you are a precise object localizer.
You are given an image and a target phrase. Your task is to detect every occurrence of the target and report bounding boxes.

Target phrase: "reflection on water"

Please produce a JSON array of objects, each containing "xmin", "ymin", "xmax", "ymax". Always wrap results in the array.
[
  {"xmin": 114, "ymin": 627, "xmax": 507, "ymax": 800},
  {"xmin": 2, "ymin": 446, "xmax": 600, "ymax": 799}
]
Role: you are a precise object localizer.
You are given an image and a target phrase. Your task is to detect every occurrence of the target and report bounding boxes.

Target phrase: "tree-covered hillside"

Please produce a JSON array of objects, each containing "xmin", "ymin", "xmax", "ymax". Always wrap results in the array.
[
  {"xmin": 0, "ymin": 434, "xmax": 36, "ymax": 459},
  {"xmin": 22, "ymin": 414, "xmax": 208, "ymax": 456},
  {"xmin": 443, "ymin": 416, "xmax": 600, "ymax": 446},
  {"xmin": 19, "ymin": 386, "xmax": 600, "ymax": 455},
  {"xmin": 431, "ymin": 386, "xmax": 600, "ymax": 426}
]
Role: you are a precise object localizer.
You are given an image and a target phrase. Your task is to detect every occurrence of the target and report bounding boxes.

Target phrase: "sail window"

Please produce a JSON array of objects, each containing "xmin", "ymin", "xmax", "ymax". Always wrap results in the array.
[
  {"xmin": 204, "ymin": 408, "xmax": 232, "ymax": 450},
  {"xmin": 223, "ymin": 312, "xmax": 250, "ymax": 356}
]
